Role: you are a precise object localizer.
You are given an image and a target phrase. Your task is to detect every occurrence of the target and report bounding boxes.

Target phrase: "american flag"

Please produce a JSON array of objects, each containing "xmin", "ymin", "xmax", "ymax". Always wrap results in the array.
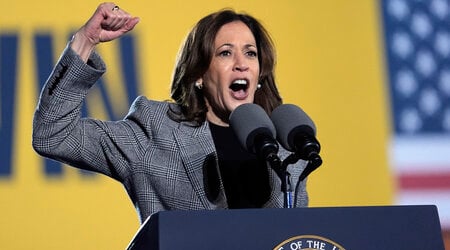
[{"xmin": 381, "ymin": 0, "xmax": 450, "ymax": 229}]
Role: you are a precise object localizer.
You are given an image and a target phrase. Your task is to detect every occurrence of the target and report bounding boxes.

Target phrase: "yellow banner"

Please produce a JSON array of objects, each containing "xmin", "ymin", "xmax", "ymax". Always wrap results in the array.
[{"xmin": 1, "ymin": 1, "xmax": 393, "ymax": 249}]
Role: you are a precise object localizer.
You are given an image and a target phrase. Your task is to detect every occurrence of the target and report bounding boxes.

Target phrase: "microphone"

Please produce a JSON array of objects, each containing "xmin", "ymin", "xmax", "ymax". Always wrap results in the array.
[
  {"xmin": 270, "ymin": 104, "xmax": 322, "ymax": 167},
  {"xmin": 229, "ymin": 103, "xmax": 279, "ymax": 161}
]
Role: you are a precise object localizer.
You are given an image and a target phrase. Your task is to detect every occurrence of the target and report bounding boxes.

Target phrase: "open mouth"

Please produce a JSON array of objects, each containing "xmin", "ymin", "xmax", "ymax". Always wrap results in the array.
[
  {"xmin": 229, "ymin": 79, "xmax": 249, "ymax": 100},
  {"xmin": 229, "ymin": 79, "xmax": 249, "ymax": 92}
]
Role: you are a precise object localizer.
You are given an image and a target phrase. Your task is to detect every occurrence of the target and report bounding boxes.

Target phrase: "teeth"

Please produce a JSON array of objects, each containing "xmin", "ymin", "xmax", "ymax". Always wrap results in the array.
[{"xmin": 233, "ymin": 79, "xmax": 247, "ymax": 85}]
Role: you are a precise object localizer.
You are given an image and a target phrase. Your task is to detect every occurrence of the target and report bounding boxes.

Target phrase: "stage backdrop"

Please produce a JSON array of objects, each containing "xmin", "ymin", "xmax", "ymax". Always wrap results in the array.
[{"xmin": 2, "ymin": 0, "xmax": 447, "ymax": 249}]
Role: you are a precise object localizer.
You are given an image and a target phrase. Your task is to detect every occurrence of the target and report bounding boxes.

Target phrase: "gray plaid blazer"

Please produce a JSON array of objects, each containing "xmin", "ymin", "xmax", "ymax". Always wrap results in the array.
[{"xmin": 32, "ymin": 45, "xmax": 308, "ymax": 223}]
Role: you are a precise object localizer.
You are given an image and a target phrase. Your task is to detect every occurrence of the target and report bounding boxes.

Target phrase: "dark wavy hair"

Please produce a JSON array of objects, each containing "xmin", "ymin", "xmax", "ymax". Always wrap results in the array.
[{"xmin": 169, "ymin": 9, "xmax": 282, "ymax": 126}]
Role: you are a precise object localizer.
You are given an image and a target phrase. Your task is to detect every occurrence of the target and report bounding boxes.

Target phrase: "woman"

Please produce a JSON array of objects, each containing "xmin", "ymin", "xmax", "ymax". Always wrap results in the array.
[{"xmin": 32, "ymin": 2, "xmax": 308, "ymax": 223}]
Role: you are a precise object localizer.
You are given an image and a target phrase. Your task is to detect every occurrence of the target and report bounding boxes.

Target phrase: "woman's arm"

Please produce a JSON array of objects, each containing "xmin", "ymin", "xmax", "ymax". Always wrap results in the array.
[{"xmin": 32, "ymin": 3, "xmax": 141, "ymax": 181}]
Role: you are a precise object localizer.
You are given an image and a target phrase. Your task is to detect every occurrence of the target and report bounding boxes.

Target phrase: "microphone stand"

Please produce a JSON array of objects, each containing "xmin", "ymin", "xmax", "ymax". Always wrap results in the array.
[
  {"xmin": 256, "ymin": 135, "xmax": 295, "ymax": 208},
  {"xmin": 253, "ymin": 134, "xmax": 323, "ymax": 208},
  {"xmin": 266, "ymin": 153, "xmax": 294, "ymax": 208},
  {"xmin": 268, "ymin": 152, "xmax": 322, "ymax": 208}
]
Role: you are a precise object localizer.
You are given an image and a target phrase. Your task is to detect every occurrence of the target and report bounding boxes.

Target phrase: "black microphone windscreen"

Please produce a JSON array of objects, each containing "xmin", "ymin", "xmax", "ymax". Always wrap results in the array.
[
  {"xmin": 270, "ymin": 104, "xmax": 316, "ymax": 151},
  {"xmin": 229, "ymin": 103, "xmax": 276, "ymax": 152}
]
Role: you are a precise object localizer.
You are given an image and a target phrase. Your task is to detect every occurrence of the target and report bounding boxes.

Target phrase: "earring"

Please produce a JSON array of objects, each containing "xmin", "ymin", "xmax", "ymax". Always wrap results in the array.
[
  {"xmin": 195, "ymin": 81, "xmax": 203, "ymax": 90},
  {"xmin": 257, "ymin": 84, "xmax": 262, "ymax": 89}
]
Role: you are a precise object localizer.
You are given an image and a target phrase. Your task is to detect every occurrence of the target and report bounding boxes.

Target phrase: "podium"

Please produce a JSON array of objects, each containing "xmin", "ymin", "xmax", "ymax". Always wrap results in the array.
[{"xmin": 126, "ymin": 205, "xmax": 445, "ymax": 250}]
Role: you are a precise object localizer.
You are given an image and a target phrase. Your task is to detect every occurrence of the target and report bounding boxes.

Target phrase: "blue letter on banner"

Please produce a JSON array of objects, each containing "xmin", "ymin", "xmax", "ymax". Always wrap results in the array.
[{"xmin": 0, "ymin": 34, "xmax": 18, "ymax": 177}]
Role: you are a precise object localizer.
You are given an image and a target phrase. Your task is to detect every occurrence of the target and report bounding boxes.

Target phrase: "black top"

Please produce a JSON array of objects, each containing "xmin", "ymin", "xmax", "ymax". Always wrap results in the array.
[{"xmin": 209, "ymin": 123, "xmax": 271, "ymax": 208}]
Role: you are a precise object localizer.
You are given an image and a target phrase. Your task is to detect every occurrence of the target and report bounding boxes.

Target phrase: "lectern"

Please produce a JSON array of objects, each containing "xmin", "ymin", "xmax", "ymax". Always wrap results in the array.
[{"xmin": 126, "ymin": 205, "xmax": 444, "ymax": 250}]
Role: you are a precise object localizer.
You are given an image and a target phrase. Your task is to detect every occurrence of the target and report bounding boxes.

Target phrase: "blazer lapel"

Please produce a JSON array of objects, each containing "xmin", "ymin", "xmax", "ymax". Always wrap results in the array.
[{"xmin": 173, "ymin": 122, "xmax": 227, "ymax": 209}]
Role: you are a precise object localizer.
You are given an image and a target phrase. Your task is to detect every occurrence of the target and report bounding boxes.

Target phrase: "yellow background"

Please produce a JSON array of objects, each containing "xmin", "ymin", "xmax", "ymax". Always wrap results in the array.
[{"xmin": 1, "ymin": 0, "xmax": 393, "ymax": 249}]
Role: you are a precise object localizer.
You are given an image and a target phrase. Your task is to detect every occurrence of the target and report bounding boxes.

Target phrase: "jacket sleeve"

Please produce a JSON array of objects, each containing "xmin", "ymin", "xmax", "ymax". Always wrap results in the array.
[{"xmin": 32, "ymin": 44, "xmax": 146, "ymax": 182}]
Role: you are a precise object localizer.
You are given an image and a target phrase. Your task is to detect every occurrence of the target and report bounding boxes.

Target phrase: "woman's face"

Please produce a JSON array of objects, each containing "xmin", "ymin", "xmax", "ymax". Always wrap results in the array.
[{"xmin": 200, "ymin": 21, "xmax": 260, "ymax": 126}]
